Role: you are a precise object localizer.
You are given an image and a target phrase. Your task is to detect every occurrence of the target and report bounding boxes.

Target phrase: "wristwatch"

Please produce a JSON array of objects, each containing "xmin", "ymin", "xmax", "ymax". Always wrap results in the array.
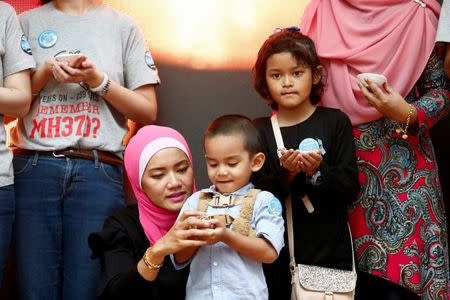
[{"xmin": 89, "ymin": 72, "xmax": 111, "ymax": 96}]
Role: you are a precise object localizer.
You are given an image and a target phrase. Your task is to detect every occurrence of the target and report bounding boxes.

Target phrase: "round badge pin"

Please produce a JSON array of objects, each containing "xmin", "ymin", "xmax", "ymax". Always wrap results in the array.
[
  {"xmin": 298, "ymin": 138, "xmax": 320, "ymax": 152},
  {"xmin": 38, "ymin": 30, "xmax": 57, "ymax": 48},
  {"xmin": 21, "ymin": 35, "xmax": 32, "ymax": 55},
  {"xmin": 268, "ymin": 198, "xmax": 282, "ymax": 216},
  {"xmin": 145, "ymin": 51, "xmax": 156, "ymax": 69}
]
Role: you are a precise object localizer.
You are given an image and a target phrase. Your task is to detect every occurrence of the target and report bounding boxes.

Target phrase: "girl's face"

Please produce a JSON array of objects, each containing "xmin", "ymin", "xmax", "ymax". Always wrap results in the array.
[
  {"xmin": 265, "ymin": 52, "xmax": 320, "ymax": 113},
  {"xmin": 141, "ymin": 148, "xmax": 194, "ymax": 212}
]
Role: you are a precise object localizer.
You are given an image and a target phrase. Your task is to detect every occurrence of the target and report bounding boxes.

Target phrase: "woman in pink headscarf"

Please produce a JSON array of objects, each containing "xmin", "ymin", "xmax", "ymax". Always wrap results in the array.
[
  {"xmin": 300, "ymin": 1, "xmax": 450, "ymax": 299},
  {"xmin": 89, "ymin": 125, "xmax": 212, "ymax": 300}
]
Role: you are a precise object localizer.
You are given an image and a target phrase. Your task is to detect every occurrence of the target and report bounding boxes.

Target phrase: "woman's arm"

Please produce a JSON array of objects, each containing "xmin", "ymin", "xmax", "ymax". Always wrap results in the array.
[
  {"xmin": 89, "ymin": 214, "xmax": 155, "ymax": 300},
  {"xmin": 358, "ymin": 79, "xmax": 418, "ymax": 125},
  {"xmin": 141, "ymin": 210, "xmax": 212, "ymax": 280},
  {"xmin": 29, "ymin": 56, "xmax": 56, "ymax": 98},
  {"xmin": 90, "ymin": 210, "xmax": 209, "ymax": 299},
  {"xmin": 51, "ymin": 59, "xmax": 157, "ymax": 125},
  {"xmin": 360, "ymin": 45, "xmax": 449, "ymax": 130},
  {"xmin": 90, "ymin": 75, "xmax": 157, "ymax": 125},
  {"xmin": 0, "ymin": 70, "xmax": 32, "ymax": 118}
]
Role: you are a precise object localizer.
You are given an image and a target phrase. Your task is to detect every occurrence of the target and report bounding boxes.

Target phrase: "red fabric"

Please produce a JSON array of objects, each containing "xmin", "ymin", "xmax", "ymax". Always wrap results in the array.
[{"xmin": 4, "ymin": 0, "xmax": 41, "ymax": 14}]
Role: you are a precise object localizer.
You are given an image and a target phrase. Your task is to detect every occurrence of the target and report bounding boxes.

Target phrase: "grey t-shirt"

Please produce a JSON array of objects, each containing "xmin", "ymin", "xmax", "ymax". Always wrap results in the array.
[
  {"xmin": 11, "ymin": 2, "xmax": 160, "ymax": 156},
  {"xmin": 436, "ymin": 0, "xmax": 450, "ymax": 42},
  {"xmin": 0, "ymin": 2, "xmax": 35, "ymax": 187}
]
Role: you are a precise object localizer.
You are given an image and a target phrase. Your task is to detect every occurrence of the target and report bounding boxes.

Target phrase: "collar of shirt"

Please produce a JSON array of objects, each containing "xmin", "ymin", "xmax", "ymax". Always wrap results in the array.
[{"xmin": 201, "ymin": 183, "xmax": 255, "ymax": 197}]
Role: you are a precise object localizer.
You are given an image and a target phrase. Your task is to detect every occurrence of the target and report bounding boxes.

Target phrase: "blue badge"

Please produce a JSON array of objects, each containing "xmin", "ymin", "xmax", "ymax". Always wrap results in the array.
[
  {"xmin": 145, "ymin": 50, "xmax": 156, "ymax": 70},
  {"xmin": 268, "ymin": 198, "xmax": 282, "ymax": 216},
  {"xmin": 299, "ymin": 138, "xmax": 320, "ymax": 152},
  {"xmin": 21, "ymin": 35, "xmax": 32, "ymax": 55},
  {"xmin": 38, "ymin": 30, "xmax": 57, "ymax": 48}
]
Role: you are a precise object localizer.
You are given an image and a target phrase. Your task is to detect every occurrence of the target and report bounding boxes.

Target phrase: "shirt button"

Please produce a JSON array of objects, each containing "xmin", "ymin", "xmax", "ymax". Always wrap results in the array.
[{"xmin": 213, "ymin": 261, "xmax": 218, "ymax": 266}]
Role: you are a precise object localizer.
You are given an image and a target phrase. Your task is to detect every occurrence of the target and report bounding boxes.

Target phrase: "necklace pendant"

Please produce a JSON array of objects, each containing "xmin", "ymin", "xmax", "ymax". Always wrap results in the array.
[
  {"xmin": 395, "ymin": 128, "xmax": 402, "ymax": 134},
  {"xmin": 402, "ymin": 133, "xmax": 408, "ymax": 140}
]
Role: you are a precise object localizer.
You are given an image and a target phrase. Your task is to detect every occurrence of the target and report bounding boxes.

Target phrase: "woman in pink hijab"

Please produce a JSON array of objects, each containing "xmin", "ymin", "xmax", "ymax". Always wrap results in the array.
[
  {"xmin": 300, "ymin": 1, "xmax": 449, "ymax": 299},
  {"xmin": 89, "ymin": 125, "xmax": 211, "ymax": 300}
]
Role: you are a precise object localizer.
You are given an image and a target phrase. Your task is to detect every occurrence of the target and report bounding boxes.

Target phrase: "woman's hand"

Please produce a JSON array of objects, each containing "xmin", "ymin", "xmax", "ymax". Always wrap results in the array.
[
  {"xmin": 139, "ymin": 211, "xmax": 213, "ymax": 281},
  {"xmin": 51, "ymin": 57, "xmax": 103, "ymax": 88},
  {"xmin": 153, "ymin": 210, "xmax": 212, "ymax": 258},
  {"xmin": 42, "ymin": 56, "xmax": 59, "ymax": 76},
  {"xmin": 358, "ymin": 79, "xmax": 417, "ymax": 124}
]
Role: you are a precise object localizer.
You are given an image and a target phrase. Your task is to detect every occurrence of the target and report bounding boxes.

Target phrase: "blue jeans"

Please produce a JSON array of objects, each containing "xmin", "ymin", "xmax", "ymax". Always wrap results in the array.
[
  {"xmin": 13, "ymin": 153, "xmax": 125, "ymax": 300},
  {"xmin": 0, "ymin": 184, "xmax": 14, "ymax": 285}
]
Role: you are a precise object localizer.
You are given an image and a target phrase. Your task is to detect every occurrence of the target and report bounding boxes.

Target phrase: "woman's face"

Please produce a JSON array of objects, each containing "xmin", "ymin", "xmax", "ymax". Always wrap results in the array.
[{"xmin": 141, "ymin": 147, "xmax": 194, "ymax": 212}]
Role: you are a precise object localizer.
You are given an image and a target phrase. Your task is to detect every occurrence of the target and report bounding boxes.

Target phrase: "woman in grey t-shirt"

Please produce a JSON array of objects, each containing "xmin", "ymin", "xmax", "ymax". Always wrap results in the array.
[
  {"xmin": 10, "ymin": 1, "xmax": 160, "ymax": 299},
  {"xmin": 0, "ymin": 1, "xmax": 34, "ymax": 286}
]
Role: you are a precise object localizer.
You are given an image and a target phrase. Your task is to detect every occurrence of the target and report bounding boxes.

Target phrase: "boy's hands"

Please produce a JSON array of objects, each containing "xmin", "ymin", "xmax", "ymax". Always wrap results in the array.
[
  {"xmin": 181, "ymin": 215, "xmax": 278, "ymax": 264},
  {"xmin": 202, "ymin": 218, "xmax": 228, "ymax": 245},
  {"xmin": 181, "ymin": 215, "xmax": 231, "ymax": 245}
]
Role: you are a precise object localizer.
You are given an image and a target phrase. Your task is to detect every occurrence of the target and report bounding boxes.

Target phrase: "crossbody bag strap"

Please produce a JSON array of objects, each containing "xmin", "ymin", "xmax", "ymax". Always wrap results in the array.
[
  {"xmin": 285, "ymin": 195, "xmax": 297, "ymax": 269},
  {"xmin": 270, "ymin": 114, "xmax": 314, "ymax": 213},
  {"xmin": 270, "ymin": 114, "xmax": 285, "ymax": 160},
  {"xmin": 348, "ymin": 222, "xmax": 356, "ymax": 272}
]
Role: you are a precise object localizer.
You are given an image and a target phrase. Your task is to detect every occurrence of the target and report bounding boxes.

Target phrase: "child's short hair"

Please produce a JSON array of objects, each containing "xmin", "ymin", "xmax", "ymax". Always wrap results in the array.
[
  {"xmin": 252, "ymin": 28, "xmax": 324, "ymax": 110},
  {"xmin": 205, "ymin": 115, "xmax": 262, "ymax": 157}
]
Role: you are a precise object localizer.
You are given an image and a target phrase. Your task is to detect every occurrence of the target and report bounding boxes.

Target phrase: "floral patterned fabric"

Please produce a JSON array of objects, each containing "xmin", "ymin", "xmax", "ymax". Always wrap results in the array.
[{"xmin": 349, "ymin": 44, "xmax": 450, "ymax": 300}]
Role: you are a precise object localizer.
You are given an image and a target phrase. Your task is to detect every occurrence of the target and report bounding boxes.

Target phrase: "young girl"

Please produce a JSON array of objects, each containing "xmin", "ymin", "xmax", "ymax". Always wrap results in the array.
[{"xmin": 252, "ymin": 27, "xmax": 360, "ymax": 299}]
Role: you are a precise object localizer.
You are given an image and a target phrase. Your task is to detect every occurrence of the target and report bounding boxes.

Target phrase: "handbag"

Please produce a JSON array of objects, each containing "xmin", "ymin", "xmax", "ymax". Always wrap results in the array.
[
  {"xmin": 270, "ymin": 114, "xmax": 357, "ymax": 300},
  {"xmin": 286, "ymin": 196, "xmax": 357, "ymax": 300}
]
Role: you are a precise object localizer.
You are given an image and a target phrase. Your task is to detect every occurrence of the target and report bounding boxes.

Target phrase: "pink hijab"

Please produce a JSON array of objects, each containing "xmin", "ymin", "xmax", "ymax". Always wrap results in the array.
[
  {"xmin": 124, "ymin": 125, "xmax": 194, "ymax": 245},
  {"xmin": 300, "ymin": 0, "xmax": 440, "ymax": 125}
]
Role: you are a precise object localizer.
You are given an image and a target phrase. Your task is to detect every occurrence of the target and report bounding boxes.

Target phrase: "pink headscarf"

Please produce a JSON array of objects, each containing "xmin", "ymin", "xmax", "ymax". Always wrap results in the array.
[
  {"xmin": 300, "ymin": 0, "xmax": 440, "ymax": 125},
  {"xmin": 124, "ymin": 125, "xmax": 194, "ymax": 245}
]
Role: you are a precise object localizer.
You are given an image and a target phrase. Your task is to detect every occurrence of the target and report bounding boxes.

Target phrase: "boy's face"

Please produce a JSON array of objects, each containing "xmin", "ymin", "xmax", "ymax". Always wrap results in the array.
[
  {"xmin": 204, "ymin": 133, "xmax": 264, "ymax": 194},
  {"xmin": 265, "ymin": 51, "xmax": 320, "ymax": 112}
]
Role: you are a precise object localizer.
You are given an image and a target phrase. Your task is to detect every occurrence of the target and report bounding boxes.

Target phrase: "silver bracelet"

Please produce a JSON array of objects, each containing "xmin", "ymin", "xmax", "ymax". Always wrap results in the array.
[{"xmin": 89, "ymin": 72, "xmax": 110, "ymax": 96}]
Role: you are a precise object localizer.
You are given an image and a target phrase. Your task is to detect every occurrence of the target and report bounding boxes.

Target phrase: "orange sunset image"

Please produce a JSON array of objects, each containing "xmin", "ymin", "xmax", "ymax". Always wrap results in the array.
[{"xmin": 106, "ymin": 0, "xmax": 309, "ymax": 69}]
